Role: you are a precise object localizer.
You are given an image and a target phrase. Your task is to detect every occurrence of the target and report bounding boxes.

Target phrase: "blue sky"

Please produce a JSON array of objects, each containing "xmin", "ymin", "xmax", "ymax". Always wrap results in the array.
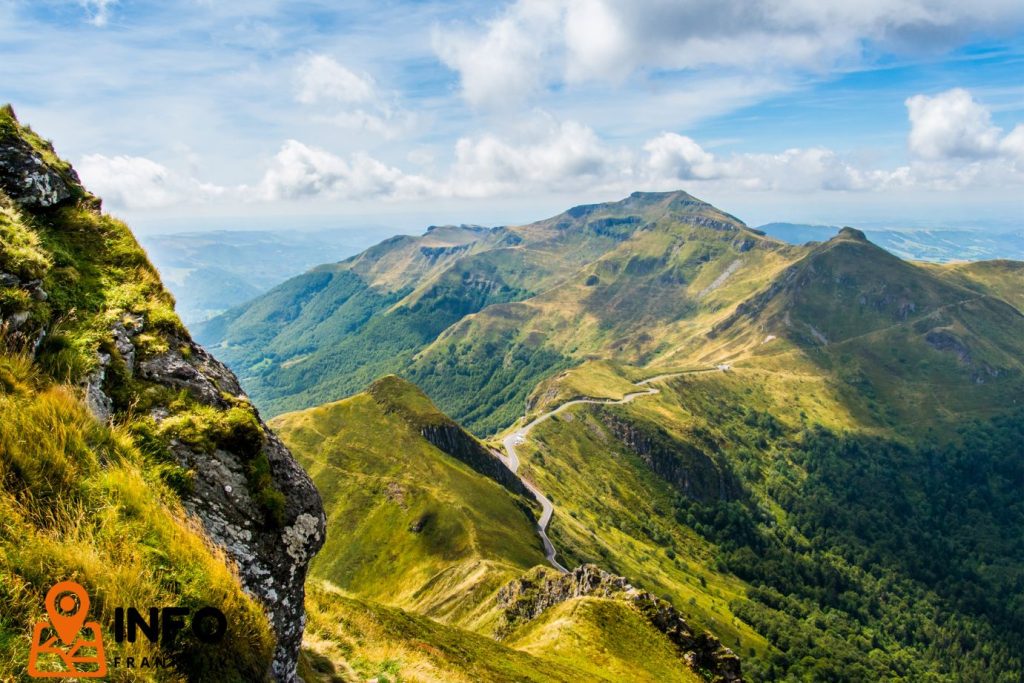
[{"xmin": 2, "ymin": 0, "xmax": 1024, "ymax": 235}]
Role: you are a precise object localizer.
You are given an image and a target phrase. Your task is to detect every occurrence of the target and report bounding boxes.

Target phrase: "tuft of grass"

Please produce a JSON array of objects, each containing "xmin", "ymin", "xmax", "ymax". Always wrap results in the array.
[{"xmin": 0, "ymin": 360, "xmax": 275, "ymax": 681}]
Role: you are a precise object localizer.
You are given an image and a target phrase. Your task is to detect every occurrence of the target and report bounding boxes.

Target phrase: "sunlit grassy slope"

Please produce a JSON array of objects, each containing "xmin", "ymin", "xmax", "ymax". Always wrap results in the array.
[
  {"xmin": 0, "ymin": 356, "xmax": 274, "ymax": 681},
  {"xmin": 275, "ymin": 376, "xmax": 735, "ymax": 682},
  {"xmin": 0, "ymin": 106, "xmax": 277, "ymax": 681},
  {"xmin": 269, "ymin": 376, "xmax": 545, "ymax": 625},
  {"xmin": 299, "ymin": 581, "xmax": 590, "ymax": 683}
]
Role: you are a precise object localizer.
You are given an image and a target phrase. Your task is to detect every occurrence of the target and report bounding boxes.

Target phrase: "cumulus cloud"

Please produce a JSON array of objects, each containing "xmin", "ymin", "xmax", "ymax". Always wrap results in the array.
[
  {"xmin": 433, "ymin": 1, "xmax": 562, "ymax": 108},
  {"xmin": 295, "ymin": 55, "xmax": 413, "ymax": 138},
  {"xmin": 643, "ymin": 133, "xmax": 718, "ymax": 180},
  {"xmin": 449, "ymin": 118, "xmax": 631, "ymax": 195},
  {"xmin": 641, "ymin": 134, "xmax": 906, "ymax": 192},
  {"xmin": 907, "ymin": 89, "xmax": 1003, "ymax": 160},
  {"xmin": 434, "ymin": 0, "xmax": 1024, "ymax": 107},
  {"xmin": 907, "ymin": 88, "xmax": 1024, "ymax": 164},
  {"xmin": 296, "ymin": 55, "xmax": 376, "ymax": 105},
  {"xmin": 77, "ymin": 154, "xmax": 226, "ymax": 209},
  {"xmin": 80, "ymin": 88, "xmax": 1024, "ymax": 209},
  {"xmin": 256, "ymin": 140, "xmax": 432, "ymax": 201}
]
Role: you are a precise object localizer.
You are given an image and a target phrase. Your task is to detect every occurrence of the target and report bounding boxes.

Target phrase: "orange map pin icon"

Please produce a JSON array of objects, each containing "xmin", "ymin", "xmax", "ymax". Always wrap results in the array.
[{"xmin": 44, "ymin": 581, "xmax": 89, "ymax": 645}]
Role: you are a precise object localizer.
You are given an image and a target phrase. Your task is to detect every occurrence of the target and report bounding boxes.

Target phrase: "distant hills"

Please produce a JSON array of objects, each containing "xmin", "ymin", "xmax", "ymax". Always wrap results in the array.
[
  {"xmin": 197, "ymin": 191, "xmax": 1024, "ymax": 436},
  {"xmin": 140, "ymin": 229, "xmax": 382, "ymax": 325},
  {"xmin": 758, "ymin": 222, "xmax": 1024, "ymax": 262}
]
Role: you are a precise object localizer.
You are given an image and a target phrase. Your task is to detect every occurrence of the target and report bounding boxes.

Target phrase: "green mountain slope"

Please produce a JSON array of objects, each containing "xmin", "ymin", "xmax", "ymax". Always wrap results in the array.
[
  {"xmin": 273, "ymin": 376, "xmax": 742, "ymax": 682},
  {"xmin": 503, "ymin": 352, "xmax": 1024, "ymax": 680},
  {"xmin": 0, "ymin": 107, "xmax": 324, "ymax": 680},
  {"xmin": 198, "ymin": 191, "xmax": 795, "ymax": 433},
  {"xmin": 270, "ymin": 376, "xmax": 544, "ymax": 624}
]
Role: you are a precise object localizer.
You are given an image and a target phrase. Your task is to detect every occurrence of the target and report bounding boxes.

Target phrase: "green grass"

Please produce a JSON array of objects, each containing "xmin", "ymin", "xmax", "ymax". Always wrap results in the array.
[
  {"xmin": 0, "ymin": 357, "xmax": 274, "ymax": 681},
  {"xmin": 270, "ymin": 384, "xmax": 545, "ymax": 624},
  {"xmin": 301, "ymin": 581, "xmax": 592, "ymax": 683},
  {"xmin": 0, "ymin": 105, "xmax": 286, "ymax": 681},
  {"xmin": 506, "ymin": 597, "xmax": 702, "ymax": 683}
]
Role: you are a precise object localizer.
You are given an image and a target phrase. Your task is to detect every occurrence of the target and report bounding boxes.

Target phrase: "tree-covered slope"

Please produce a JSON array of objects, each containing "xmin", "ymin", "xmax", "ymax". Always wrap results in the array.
[
  {"xmin": 509, "ymin": 359, "xmax": 1023, "ymax": 681},
  {"xmin": 0, "ymin": 106, "xmax": 324, "ymax": 681}
]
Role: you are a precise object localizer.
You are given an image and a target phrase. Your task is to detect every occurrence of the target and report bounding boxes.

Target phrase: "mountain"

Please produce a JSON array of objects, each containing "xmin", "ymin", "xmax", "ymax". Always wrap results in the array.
[
  {"xmin": 197, "ymin": 191, "xmax": 797, "ymax": 433},
  {"xmin": 200, "ymin": 182, "xmax": 1024, "ymax": 680},
  {"xmin": 140, "ymin": 229, "xmax": 382, "ymax": 325},
  {"xmin": 0, "ymin": 106, "xmax": 324, "ymax": 680},
  {"xmin": 759, "ymin": 221, "xmax": 1024, "ymax": 262},
  {"xmin": 272, "ymin": 376, "xmax": 740, "ymax": 682}
]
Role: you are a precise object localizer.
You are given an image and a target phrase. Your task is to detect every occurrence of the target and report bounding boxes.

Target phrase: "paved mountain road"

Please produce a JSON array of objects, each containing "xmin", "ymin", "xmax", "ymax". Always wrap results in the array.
[{"xmin": 495, "ymin": 368, "xmax": 719, "ymax": 573}]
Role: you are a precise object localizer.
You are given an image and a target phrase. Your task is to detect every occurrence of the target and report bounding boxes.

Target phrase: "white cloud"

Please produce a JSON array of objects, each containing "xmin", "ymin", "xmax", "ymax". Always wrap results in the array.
[
  {"xmin": 77, "ymin": 154, "xmax": 225, "ymax": 209},
  {"xmin": 296, "ymin": 55, "xmax": 376, "ymax": 105},
  {"xmin": 449, "ymin": 117, "xmax": 631, "ymax": 195},
  {"xmin": 79, "ymin": 88, "xmax": 1024, "ymax": 210},
  {"xmin": 435, "ymin": 0, "xmax": 1024, "ymax": 108},
  {"xmin": 256, "ymin": 140, "xmax": 432, "ymax": 201},
  {"xmin": 643, "ymin": 133, "xmax": 718, "ymax": 180},
  {"xmin": 295, "ymin": 54, "xmax": 413, "ymax": 138},
  {"xmin": 906, "ymin": 89, "xmax": 1003, "ymax": 160},
  {"xmin": 432, "ymin": 0, "xmax": 563, "ymax": 108},
  {"xmin": 641, "ymin": 134, "xmax": 907, "ymax": 192},
  {"xmin": 81, "ymin": 0, "xmax": 117, "ymax": 27}
]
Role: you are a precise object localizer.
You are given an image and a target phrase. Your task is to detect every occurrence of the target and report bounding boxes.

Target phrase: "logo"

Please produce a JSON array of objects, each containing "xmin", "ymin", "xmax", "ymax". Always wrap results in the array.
[
  {"xmin": 28, "ymin": 581, "xmax": 107, "ymax": 678},
  {"xmin": 27, "ymin": 580, "xmax": 230, "ymax": 678}
]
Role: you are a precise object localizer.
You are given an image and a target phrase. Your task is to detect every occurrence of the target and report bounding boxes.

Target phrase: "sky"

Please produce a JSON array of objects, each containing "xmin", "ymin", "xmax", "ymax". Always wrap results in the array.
[{"xmin": 2, "ymin": 0, "xmax": 1024, "ymax": 236}]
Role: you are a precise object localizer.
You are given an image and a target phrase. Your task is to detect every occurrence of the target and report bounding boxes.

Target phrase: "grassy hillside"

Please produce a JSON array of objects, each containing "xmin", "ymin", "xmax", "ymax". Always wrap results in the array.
[
  {"xmin": 275, "ymin": 376, "xmax": 742, "ymax": 682},
  {"xmin": 697, "ymin": 228, "xmax": 1024, "ymax": 434},
  {"xmin": 507, "ymin": 359, "xmax": 1023, "ymax": 680},
  {"xmin": 300, "ymin": 581, "xmax": 592, "ymax": 683},
  {"xmin": 0, "ymin": 106, "xmax": 306, "ymax": 680},
  {"xmin": 270, "ymin": 376, "xmax": 545, "ymax": 624}
]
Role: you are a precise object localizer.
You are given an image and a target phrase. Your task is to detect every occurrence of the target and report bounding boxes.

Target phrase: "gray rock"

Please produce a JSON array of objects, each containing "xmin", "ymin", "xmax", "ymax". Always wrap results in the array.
[
  {"xmin": 139, "ymin": 337, "xmax": 324, "ymax": 680},
  {"xmin": 83, "ymin": 352, "xmax": 114, "ymax": 423},
  {"xmin": 0, "ymin": 135, "xmax": 74, "ymax": 207}
]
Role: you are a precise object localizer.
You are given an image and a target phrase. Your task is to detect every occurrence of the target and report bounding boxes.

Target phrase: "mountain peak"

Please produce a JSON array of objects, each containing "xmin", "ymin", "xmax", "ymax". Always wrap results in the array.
[{"xmin": 835, "ymin": 226, "xmax": 868, "ymax": 241}]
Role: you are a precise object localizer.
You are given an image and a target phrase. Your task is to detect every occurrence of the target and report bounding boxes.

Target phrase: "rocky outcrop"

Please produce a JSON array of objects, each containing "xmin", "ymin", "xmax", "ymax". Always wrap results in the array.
[
  {"xmin": 97, "ymin": 305, "xmax": 326, "ymax": 682},
  {"xmin": 597, "ymin": 411, "xmax": 741, "ymax": 503},
  {"xmin": 0, "ymin": 110, "xmax": 325, "ymax": 682},
  {"xmin": 0, "ymin": 111, "xmax": 76, "ymax": 208},
  {"xmin": 497, "ymin": 565, "xmax": 743, "ymax": 682},
  {"xmin": 419, "ymin": 422, "xmax": 532, "ymax": 499},
  {"xmin": 924, "ymin": 328, "xmax": 1002, "ymax": 384}
]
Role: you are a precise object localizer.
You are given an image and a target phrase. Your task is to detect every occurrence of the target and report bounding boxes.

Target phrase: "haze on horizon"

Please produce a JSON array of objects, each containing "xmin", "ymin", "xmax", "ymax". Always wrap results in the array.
[{"xmin": 3, "ymin": 0, "xmax": 1024, "ymax": 235}]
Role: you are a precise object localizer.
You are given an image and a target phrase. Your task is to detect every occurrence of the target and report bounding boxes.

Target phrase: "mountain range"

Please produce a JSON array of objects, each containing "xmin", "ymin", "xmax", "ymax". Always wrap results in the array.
[
  {"xmin": 197, "ymin": 184, "xmax": 1023, "ymax": 680},
  {"xmin": 3, "ymin": 107, "xmax": 1023, "ymax": 682}
]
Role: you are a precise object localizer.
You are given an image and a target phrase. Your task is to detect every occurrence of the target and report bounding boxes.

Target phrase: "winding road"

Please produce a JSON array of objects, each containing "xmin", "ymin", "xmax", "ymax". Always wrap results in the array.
[{"xmin": 494, "ymin": 369, "xmax": 719, "ymax": 573}]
